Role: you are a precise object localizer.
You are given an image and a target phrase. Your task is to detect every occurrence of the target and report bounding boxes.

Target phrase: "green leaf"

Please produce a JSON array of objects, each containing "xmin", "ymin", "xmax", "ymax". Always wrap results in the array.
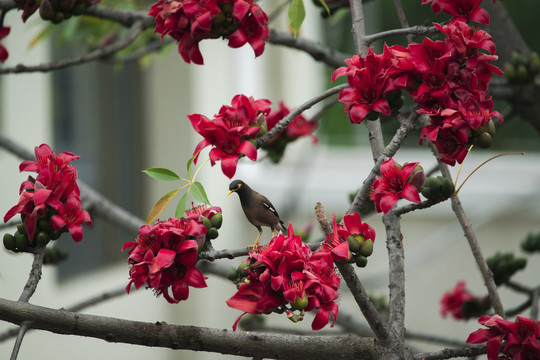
[
  {"xmin": 186, "ymin": 154, "xmax": 195, "ymax": 178},
  {"xmin": 146, "ymin": 189, "xmax": 180, "ymax": 224},
  {"xmin": 175, "ymin": 192, "xmax": 189, "ymax": 218},
  {"xmin": 317, "ymin": 0, "xmax": 330, "ymax": 16},
  {"xmin": 143, "ymin": 167, "xmax": 181, "ymax": 181},
  {"xmin": 190, "ymin": 181, "xmax": 211, "ymax": 205},
  {"xmin": 288, "ymin": 0, "xmax": 306, "ymax": 38}
]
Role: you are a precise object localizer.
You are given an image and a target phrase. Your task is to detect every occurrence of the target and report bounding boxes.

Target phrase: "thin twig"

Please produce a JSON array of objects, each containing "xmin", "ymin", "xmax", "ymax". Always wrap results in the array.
[
  {"xmin": 256, "ymin": 84, "xmax": 348, "ymax": 147},
  {"xmin": 0, "ymin": 21, "xmax": 145, "ymax": 74},
  {"xmin": 391, "ymin": 0, "xmax": 414, "ymax": 44},
  {"xmin": 414, "ymin": 345, "xmax": 486, "ymax": 360},
  {"xmin": 434, "ymin": 145, "xmax": 505, "ymax": 318}
]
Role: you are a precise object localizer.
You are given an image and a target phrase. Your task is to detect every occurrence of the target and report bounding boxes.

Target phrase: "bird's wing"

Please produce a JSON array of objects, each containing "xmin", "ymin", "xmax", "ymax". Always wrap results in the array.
[{"xmin": 262, "ymin": 199, "xmax": 286, "ymax": 231}]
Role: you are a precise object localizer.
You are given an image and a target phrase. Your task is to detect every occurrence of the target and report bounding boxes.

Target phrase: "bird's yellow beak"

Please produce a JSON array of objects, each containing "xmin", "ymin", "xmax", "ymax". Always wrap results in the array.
[{"xmin": 227, "ymin": 190, "xmax": 234, "ymax": 196}]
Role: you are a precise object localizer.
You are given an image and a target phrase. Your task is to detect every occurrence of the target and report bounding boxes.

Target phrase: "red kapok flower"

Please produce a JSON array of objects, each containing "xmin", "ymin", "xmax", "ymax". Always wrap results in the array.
[
  {"xmin": 189, "ymin": 94, "xmax": 271, "ymax": 178},
  {"xmin": 227, "ymin": 223, "xmax": 341, "ymax": 331},
  {"xmin": 266, "ymin": 102, "xmax": 318, "ymax": 143},
  {"xmin": 440, "ymin": 281, "xmax": 476, "ymax": 320},
  {"xmin": 467, "ymin": 315, "xmax": 540, "ymax": 360},
  {"xmin": 227, "ymin": 0, "xmax": 269, "ymax": 58},
  {"xmin": 123, "ymin": 217, "xmax": 208, "ymax": 303},
  {"xmin": 422, "ymin": 0, "xmax": 490, "ymax": 25},
  {"xmin": 370, "ymin": 158, "xmax": 422, "ymax": 213},
  {"xmin": 49, "ymin": 194, "xmax": 92, "ymax": 242}
]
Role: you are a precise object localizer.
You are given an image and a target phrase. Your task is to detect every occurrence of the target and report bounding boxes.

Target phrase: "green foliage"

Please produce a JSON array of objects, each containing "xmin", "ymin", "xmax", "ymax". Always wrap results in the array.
[
  {"xmin": 288, "ymin": 0, "xmax": 306, "ymax": 38},
  {"xmin": 521, "ymin": 232, "xmax": 540, "ymax": 253},
  {"xmin": 144, "ymin": 154, "xmax": 212, "ymax": 224}
]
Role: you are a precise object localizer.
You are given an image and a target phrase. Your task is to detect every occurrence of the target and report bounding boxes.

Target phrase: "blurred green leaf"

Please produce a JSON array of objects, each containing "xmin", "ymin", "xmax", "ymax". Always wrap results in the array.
[
  {"xmin": 190, "ymin": 181, "xmax": 211, "ymax": 205},
  {"xmin": 288, "ymin": 0, "xmax": 306, "ymax": 38}
]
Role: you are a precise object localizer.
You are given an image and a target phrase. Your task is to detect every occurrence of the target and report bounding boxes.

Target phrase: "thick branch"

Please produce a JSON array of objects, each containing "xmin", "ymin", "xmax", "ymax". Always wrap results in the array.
[
  {"xmin": 0, "ymin": 298, "xmax": 381, "ymax": 359},
  {"xmin": 268, "ymin": 29, "xmax": 348, "ymax": 68}
]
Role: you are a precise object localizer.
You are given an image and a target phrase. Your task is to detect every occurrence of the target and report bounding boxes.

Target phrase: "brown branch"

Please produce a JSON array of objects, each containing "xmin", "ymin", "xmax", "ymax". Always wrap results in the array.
[
  {"xmin": 434, "ymin": 147, "xmax": 505, "ymax": 318},
  {"xmin": 414, "ymin": 345, "xmax": 486, "ymax": 360},
  {"xmin": 0, "ymin": 20, "xmax": 145, "ymax": 74},
  {"xmin": 0, "ymin": 297, "xmax": 382, "ymax": 360},
  {"xmin": 256, "ymin": 84, "xmax": 348, "ymax": 148},
  {"xmin": 364, "ymin": 25, "xmax": 437, "ymax": 45}
]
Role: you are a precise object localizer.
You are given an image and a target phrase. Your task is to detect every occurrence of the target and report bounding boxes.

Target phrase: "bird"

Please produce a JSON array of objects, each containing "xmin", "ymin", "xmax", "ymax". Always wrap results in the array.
[{"xmin": 227, "ymin": 179, "xmax": 286, "ymax": 248}]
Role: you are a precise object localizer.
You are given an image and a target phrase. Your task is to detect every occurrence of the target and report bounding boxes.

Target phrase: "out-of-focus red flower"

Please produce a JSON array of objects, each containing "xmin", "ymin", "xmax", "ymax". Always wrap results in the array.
[
  {"xmin": 226, "ymin": 223, "xmax": 341, "ymax": 331},
  {"xmin": 189, "ymin": 94, "xmax": 271, "ymax": 178},
  {"xmin": 266, "ymin": 102, "xmax": 318, "ymax": 143},
  {"xmin": 370, "ymin": 158, "xmax": 422, "ymax": 213},
  {"xmin": 421, "ymin": 0, "xmax": 490, "ymax": 25},
  {"xmin": 149, "ymin": 0, "xmax": 268, "ymax": 65},
  {"xmin": 467, "ymin": 315, "xmax": 540, "ymax": 360},
  {"xmin": 440, "ymin": 281, "xmax": 475, "ymax": 319},
  {"xmin": 4, "ymin": 144, "xmax": 88, "ymax": 243},
  {"xmin": 123, "ymin": 217, "xmax": 208, "ymax": 303}
]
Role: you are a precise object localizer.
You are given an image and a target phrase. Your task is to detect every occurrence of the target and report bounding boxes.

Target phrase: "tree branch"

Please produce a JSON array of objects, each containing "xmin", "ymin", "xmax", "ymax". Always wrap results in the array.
[
  {"xmin": 414, "ymin": 345, "xmax": 486, "ymax": 360},
  {"xmin": 0, "ymin": 20, "xmax": 145, "ymax": 74},
  {"xmin": 0, "ymin": 297, "xmax": 382, "ymax": 360},
  {"xmin": 364, "ymin": 25, "xmax": 437, "ymax": 45}
]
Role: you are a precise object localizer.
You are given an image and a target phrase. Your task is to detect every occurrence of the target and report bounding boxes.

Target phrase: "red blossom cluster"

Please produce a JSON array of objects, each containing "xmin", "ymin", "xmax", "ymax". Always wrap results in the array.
[
  {"xmin": 421, "ymin": 0, "xmax": 491, "ymax": 25},
  {"xmin": 4, "ymin": 144, "xmax": 91, "ymax": 243},
  {"xmin": 123, "ymin": 204, "xmax": 222, "ymax": 303},
  {"xmin": 370, "ymin": 158, "xmax": 424, "ymax": 213},
  {"xmin": 226, "ymin": 224, "xmax": 342, "ymax": 331},
  {"xmin": 189, "ymin": 95, "xmax": 318, "ymax": 178},
  {"xmin": 467, "ymin": 315, "xmax": 540, "ymax": 360},
  {"xmin": 0, "ymin": 26, "xmax": 9, "ymax": 63},
  {"xmin": 440, "ymin": 281, "xmax": 490, "ymax": 320},
  {"xmin": 333, "ymin": 18, "xmax": 503, "ymax": 166},
  {"xmin": 149, "ymin": 0, "xmax": 268, "ymax": 65}
]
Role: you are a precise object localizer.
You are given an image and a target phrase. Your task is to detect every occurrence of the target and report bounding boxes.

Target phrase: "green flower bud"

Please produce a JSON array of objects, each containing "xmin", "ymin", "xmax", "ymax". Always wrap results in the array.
[
  {"xmin": 355, "ymin": 256, "xmax": 368, "ymax": 268},
  {"xmin": 36, "ymin": 231, "xmax": 50, "ymax": 246},
  {"xmin": 210, "ymin": 213, "xmax": 223, "ymax": 229},
  {"xmin": 17, "ymin": 223, "xmax": 27, "ymax": 235},
  {"xmin": 49, "ymin": 230, "xmax": 62, "ymax": 241},
  {"xmin": 504, "ymin": 64, "xmax": 516, "ymax": 81},
  {"xmin": 291, "ymin": 295, "xmax": 309, "ymax": 310},
  {"xmin": 15, "ymin": 233, "xmax": 30, "ymax": 252},
  {"xmin": 227, "ymin": 266, "xmax": 239, "ymax": 281},
  {"xmin": 477, "ymin": 132, "xmax": 492, "ymax": 149},
  {"xmin": 440, "ymin": 176, "xmax": 455, "ymax": 198},
  {"xmin": 516, "ymin": 64, "xmax": 528, "ymax": 82},
  {"xmin": 359, "ymin": 239, "xmax": 374, "ymax": 257},
  {"xmin": 512, "ymin": 51, "xmax": 524, "ymax": 67},
  {"xmin": 237, "ymin": 260, "xmax": 250, "ymax": 277},
  {"xmin": 365, "ymin": 110, "xmax": 379, "ymax": 121},
  {"xmin": 421, "ymin": 176, "xmax": 442, "ymax": 200},
  {"xmin": 3, "ymin": 233, "xmax": 16, "ymax": 251},
  {"xmin": 347, "ymin": 234, "xmax": 363, "ymax": 252},
  {"xmin": 202, "ymin": 217, "xmax": 212, "ymax": 230},
  {"xmin": 207, "ymin": 227, "xmax": 219, "ymax": 240}
]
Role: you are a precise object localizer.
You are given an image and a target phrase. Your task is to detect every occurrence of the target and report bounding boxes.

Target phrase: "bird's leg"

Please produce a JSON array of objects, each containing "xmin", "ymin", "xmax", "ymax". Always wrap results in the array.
[{"xmin": 249, "ymin": 227, "xmax": 263, "ymax": 249}]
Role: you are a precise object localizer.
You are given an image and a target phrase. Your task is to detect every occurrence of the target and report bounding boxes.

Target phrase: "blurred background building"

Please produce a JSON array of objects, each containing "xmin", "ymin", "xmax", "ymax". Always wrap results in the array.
[{"xmin": 1, "ymin": 0, "xmax": 539, "ymax": 359}]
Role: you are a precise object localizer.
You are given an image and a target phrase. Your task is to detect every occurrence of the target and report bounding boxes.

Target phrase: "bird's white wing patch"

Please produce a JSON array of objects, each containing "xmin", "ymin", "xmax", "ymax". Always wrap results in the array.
[{"xmin": 263, "ymin": 202, "xmax": 278, "ymax": 215}]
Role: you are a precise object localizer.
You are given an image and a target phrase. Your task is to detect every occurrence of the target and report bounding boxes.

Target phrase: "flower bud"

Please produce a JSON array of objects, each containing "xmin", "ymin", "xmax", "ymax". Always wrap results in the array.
[
  {"xmin": 477, "ymin": 132, "xmax": 492, "ymax": 149},
  {"xmin": 291, "ymin": 294, "xmax": 308, "ymax": 310},
  {"xmin": 38, "ymin": 218, "xmax": 52, "ymax": 232},
  {"xmin": 359, "ymin": 239, "xmax": 373, "ymax": 257},
  {"xmin": 15, "ymin": 233, "xmax": 30, "ymax": 252},
  {"xmin": 237, "ymin": 259, "xmax": 250, "ymax": 277},
  {"xmin": 16, "ymin": 223, "xmax": 27, "ymax": 235},
  {"xmin": 409, "ymin": 166, "xmax": 425, "ymax": 190},
  {"xmin": 207, "ymin": 227, "xmax": 219, "ymax": 240},
  {"xmin": 421, "ymin": 176, "xmax": 442, "ymax": 200},
  {"xmin": 3, "ymin": 233, "xmax": 16, "ymax": 251},
  {"xmin": 529, "ymin": 52, "xmax": 540, "ymax": 75},
  {"xmin": 355, "ymin": 256, "xmax": 368, "ymax": 268},
  {"xmin": 504, "ymin": 64, "xmax": 516, "ymax": 81},
  {"xmin": 347, "ymin": 234, "xmax": 363, "ymax": 252},
  {"xmin": 36, "ymin": 231, "xmax": 50, "ymax": 246},
  {"xmin": 516, "ymin": 64, "xmax": 528, "ymax": 82},
  {"xmin": 227, "ymin": 266, "xmax": 239, "ymax": 281},
  {"xmin": 440, "ymin": 176, "xmax": 455, "ymax": 198},
  {"xmin": 39, "ymin": 0, "xmax": 55, "ymax": 20},
  {"xmin": 210, "ymin": 213, "xmax": 223, "ymax": 229},
  {"xmin": 202, "ymin": 216, "xmax": 212, "ymax": 229}
]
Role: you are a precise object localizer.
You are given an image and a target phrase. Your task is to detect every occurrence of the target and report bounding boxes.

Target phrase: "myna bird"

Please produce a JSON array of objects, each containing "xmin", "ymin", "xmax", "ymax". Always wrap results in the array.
[{"xmin": 227, "ymin": 179, "xmax": 286, "ymax": 248}]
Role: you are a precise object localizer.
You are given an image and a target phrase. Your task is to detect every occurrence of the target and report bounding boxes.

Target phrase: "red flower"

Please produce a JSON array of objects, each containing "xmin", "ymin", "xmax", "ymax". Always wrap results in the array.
[
  {"xmin": 0, "ymin": 26, "xmax": 10, "ymax": 63},
  {"xmin": 227, "ymin": 0, "xmax": 269, "ymax": 58},
  {"xmin": 422, "ymin": 0, "xmax": 490, "ymax": 25},
  {"xmin": 50, "ymin": 194, "xmax": 92, "ymax": 242},
  {"xmin": 189, "ymin": 94, "xmax": 271, "ymax": 178},
  {"xmin": 266, "ymin": 102, "xmax": 318, "ymax": 143},
  {"xmin": 227, "ymin": 223, "xmax": 341, "ymax": 331},
  {"xmin": 149, "ymin": 0, "xmax": 268, "ymax": 64},
  {"xmin": 123, "ymin": 217, "xmax": 208, "ymax": 303},
  {"xmin": 440, "ymin": 281, "xmax": 476, "ymax": 319},
  {"xmin": 467, "ymin": 315, "xmax": 540, "ymax": 360},
  {"xmin": 370, "ymin": 158, "xmax": 422, "ymax": 213},
  {"xmin": 319, "ymin": 213, "xmax": 375, "ymax": 262},
  {"xmin": 4, "ymin": 144, "xmax": 87, "ymax": 243}
]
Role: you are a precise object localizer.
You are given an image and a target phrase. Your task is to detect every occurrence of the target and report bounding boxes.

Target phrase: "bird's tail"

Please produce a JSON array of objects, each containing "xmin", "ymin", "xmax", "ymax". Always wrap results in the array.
[{"xmin": 278, "ymin": 219, "xmax": 287, "ymax": 233}]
